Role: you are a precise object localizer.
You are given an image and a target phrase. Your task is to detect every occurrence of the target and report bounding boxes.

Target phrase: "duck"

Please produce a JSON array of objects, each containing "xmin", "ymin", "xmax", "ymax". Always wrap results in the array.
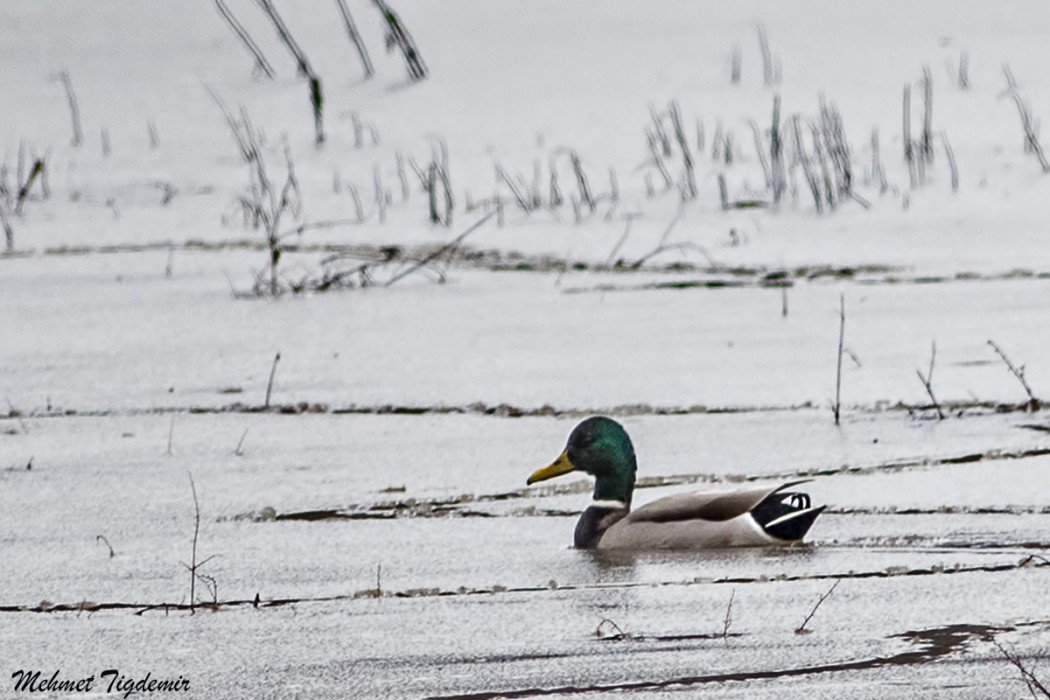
[{"xmin": 527, "ymin": 416, "xmax": 824, "ymax": 550}]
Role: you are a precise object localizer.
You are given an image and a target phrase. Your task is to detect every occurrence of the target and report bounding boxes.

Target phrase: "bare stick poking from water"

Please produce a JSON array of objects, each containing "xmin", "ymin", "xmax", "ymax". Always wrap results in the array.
[
  {"xmin": 916, "ymin": 340, "xmax": 945, "ymax": 420},
  {"xmin": 234, "ymin": 428, "xmax": 249, "ymax": 456},
  {"xmin": 265, "ymin": 352, "xmax": 281, "ymax": 409},
  {"xmin": 167, "ymin": 415, "xmax": 175, "ymax": 456},
  {"xmin": 795, "ymin": 578, "xmax": 840, "ymax": 635},
  {"xmin": 833, "ymin": 294, "xmax": 845, "ymax": 425},
  {"xmin": 96, "ymin": 535, "xmax": 115, "ymax": 559},
  {"xmin": 988, "ymin": 339, "xmax": 1041, "ymax": 411},
  {"xmin": 214, "ymin": 0, "xmax": 275, "ymax": 79},
  {"xmin": 184, "ymin": 474, "xmax": 218, "ymax": 615},
  {"xmin": 722, "ymin": 589, "xmax": 736, "ymax": 643},
  {"xmin": 994, "ymin": 639, "xmax": 1050, "ymax": 698}
]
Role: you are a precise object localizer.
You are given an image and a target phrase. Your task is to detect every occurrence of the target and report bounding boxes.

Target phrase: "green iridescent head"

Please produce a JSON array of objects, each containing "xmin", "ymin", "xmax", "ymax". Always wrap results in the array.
[{"xmin": 527, "ymin": 416, "xmax": 638, "ymax": 505}]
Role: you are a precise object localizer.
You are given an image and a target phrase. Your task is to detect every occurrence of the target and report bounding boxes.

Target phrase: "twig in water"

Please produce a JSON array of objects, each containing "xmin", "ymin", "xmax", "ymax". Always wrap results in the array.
[
  {"xmin": 265, "ymin": 352, "xmax": 281, "ymax": 409},
  {"xmin": 371, "ymin": 0, "xmax": 427, "ymax": 81},
  {"xmin": 184, "ymin": 474, "xmax": 218, "ymax": 614},
  {"xmin": 988, "ymin": 339, "xmax": 1041, "ymax": 410},
  {"xmin": 596, "ymin": 618, "xmax": 631, "ymax": 641},
  {"xmin": 941, "ymin": 131, "xmax": 959, "ymax": 192},
  {"xmin": 384, "ymin": 211, "xmax": 494, "ymax": 287},
  {"xmin": 916, "ymin": 340, "xmax": 945, "ymax": 419},
  {"xmin": 833, "ymin": 294, "xmax": 845, "ymax": 425},
  {"xmin": 167, "ymin": 415, "xmax": 175, "ymax": 456},
  {"xmin": 234, "ymin": 428, "xmax": 249, "ymax": 456},
  {"xmin": 54, "ymin": 71, "xmax": 83, "ymax": 147},
  {"xmin": 1002, "ymin": 65, "xmax": 1050, "ymax": 173},
  {"xmin": 994, "ymin": 639, "xmax": 1050, "ymax": 698},
  {"xmin": 722, "ymin": 589, "xmax": 736, "ymax": 643},
  {"xmin": 96, "ymin": 535, "xmax": 115, "ymax": 558},
  {"xmin": 795, "ymin": 578, "xmax": 840, "ymax": 635}
]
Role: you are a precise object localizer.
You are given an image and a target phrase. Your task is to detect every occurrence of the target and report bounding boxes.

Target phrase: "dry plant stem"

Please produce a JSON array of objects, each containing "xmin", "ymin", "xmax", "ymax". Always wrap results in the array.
[
  {"xmin": 940, "ymin": 131, "xmax": 959, "ymax": 192},
  {"xmin": 56, "ymin": 71, "xmax": 82, "ymax": 147},
  {"xmin": 214, "ymin": 0, "xmax": 275, "ymax": 79},
  {"xmin": 770, "ymin": 95, "xmax": 784, "ymax": 203},
  {"xmin": 384, "ymin": 211, "xmax": 494, "ymax": 287},
  {"xmin": 722, "ymin": 589, "xmax": 735, "ymax": 642},
  {"xmin": 1003, "ymin": 65, "xmax": 1050, "ymax": 173},
  {"xmin": 916, "ymin": 341, "xmax": 945, "ymax": 420},
  {"xmin": 994, "ymin": 640, "xmax": 1050, "ymax": 698},
  {"xmin": 903, "ymin": 84, "xmax": 914, "ymax": 179},
  {"xmin": 757, "ymin": 23, "xmax": 773, "ymax": 87},
  {"xmin": 921, "ymin": 66, "xmax": 934, "ymax": 162},
  {"xmin": 668, "ymin": 101, "xmax": 696, "ymax": 199},
  {"xmin": 167, "ymin": 415, "xmax": 175, "ymax": 456},
  {"xmin": 265, "ymin": 352, "xmax": 281, "ymax": 408},
  {"xmin": 793, "ymin": 116, "xmax": 822, "ymax": 213},
  {"xmin": 988, "ymin": 339, "xmax": 1041, "ymax": 410},
  {"xmin": 15, "ymin": 160, "xmax": 45, "ymax": 215},
  {"xmin": 255, "ymin": 0, "xmax": 313, "ymax": 77},
  {"xmin": 335, "ymin": 0, "xmax": 374, "ymax": 79},
  {"xmin": 795, "ymin": 578, "xmax": 840, "ymax": 634},
  {"xmin": 1, "ymin": 208, "xmax": 13, "ymax": 251},
  {"xmin": 188, "ymin": 474, "xmax": 199, "ymax": 613},
  {"xmin": 834, "ymin": 294, "xmax": 845, "ymax": 425},
  {"xmin": 372, "ymin": 0, "xmax": 427, "ymax": 81},
  {"xmin": 234, "ymin": 428, "xmax": 249, "ymax": 456}
]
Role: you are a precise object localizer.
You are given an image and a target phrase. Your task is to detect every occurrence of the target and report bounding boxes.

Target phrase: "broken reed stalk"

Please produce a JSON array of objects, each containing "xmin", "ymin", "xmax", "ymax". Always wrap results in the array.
[
  {"xmin": 957, "ymin": 52, "xmax": 970, "ymax": 90},
  {"xmin": 14, "ymin": 159, "xmax": 45, "ymax": 215},
  {"xmin": 988, "ymin": 339, "xmax": 1041, "ymax": 411},
  {"xmin": 56, "ymin": 71, "xmax": 83, "ymax": 147},
  {"xmin": 834, "ymin": 294, "xmax": 845, "ymax": 425},
  {"xmin": 167, "ymin": 415, "xmax": 175, "ymax": 456},
  {"xmin": 994, "ymin": 640, "xmax": 1050, "ymax": 698},
  {"xmin": 810, "ymin": 123, "xmax": 835, "ymax": 210},
  {"xmin": 903, "ymin": 84, "xmax": 915, "ymax": 184},
  {"xmin": 384, "ymin": 211, "xmax": 494, "ymax": 287},
  {"xmin": 1003, "ymin": 65, "xmax": 1050, "ymax": 173},
  {"xmin": 730, "ymin": 43, "xmax": 741, "ymax": 85},
  {"xmin": 940, "ymin": 131, "xmax": 959, "ymax": 192},
  {"xmin": 870, "ymin": 128, "xmax": 887, "ymax": 192},
  {"xmin": 749, "ymin": 120, "xmax": 772, "ymax": 189},
  {"xmin": 916, "ymin": 341, "xmax": 945, "ymax": 419},
  {"xmin": 214, "ymin": 0, "xmax": 275, "ymax": 79},
  {"xmin": 921, "ymin": 66, "xmax": 934, "ymax": 163},
  {"xmin": 309, "ymin": 76, "xmax": 324, "ymax": 145},
  {"xmin": 566, "ymin": 150, "xmax": 595, "ymax": 212},
  {"xmin": 1, "ymin": 208, "xmax": 13, "ymax": 251},
  {"xmin": 795, "ymin": 578, "xmax": 840, "ymax": 634},
  {"xmin": 335, "ymin": 0, "xmax": 374, "ymax": 79},
  {"xmin": 234, "ymin": 428, "xmax": 249, "ymax": 456},
  {"xmin": 668, "ymin": 101, "xmax": 696, "ymax": 199},
  {"xmin": 264, "ymin": 352, "xmax": 281, "ymax": 409},
  {"xmin": 757, "ymin": 23, "xmax": 773, "ymax": 87},
  {"xmin": 770, "ymin": 95, "xmax": 784, "ymax": 203},
  {"xmin": 793, "ymin": 116, "xmax": 822, "ymax": 213},
  {"xmin": 371, "ymin": 0, "xmax": 427, "ymax": 81},
  {"xmin": 255, "ymin": 0, "xmax": 313, "ymax": 77}
]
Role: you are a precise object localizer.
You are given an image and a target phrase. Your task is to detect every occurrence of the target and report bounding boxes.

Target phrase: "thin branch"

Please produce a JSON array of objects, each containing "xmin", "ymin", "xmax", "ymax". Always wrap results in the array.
[
  {"xmin": 916, "ymin": 341, "xmax": 945, "ymax": 419},
  {"xmin": 795, "ymin": 578, "xmax": 840, "ymax": 634},
  {"xmin": 384, "ymin": 211, "xmax": 494, "ymax": 287},
  {"xmin": 335, "ymin": 0, "xmax": 374, "ymax": 79},
  {"xmin": 834, "ymin": 295, "xmax": 845, "ymax": 425},
  {"xmin": 988, "ymin": 339, "xmax": 1041, "ymax": 410}
]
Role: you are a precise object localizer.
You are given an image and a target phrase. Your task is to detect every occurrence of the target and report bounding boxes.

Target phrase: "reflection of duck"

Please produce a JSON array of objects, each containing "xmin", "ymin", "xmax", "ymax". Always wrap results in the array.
[{"xmin": 527, "ymin": 417, "xmax": 825, "ymax": 550}]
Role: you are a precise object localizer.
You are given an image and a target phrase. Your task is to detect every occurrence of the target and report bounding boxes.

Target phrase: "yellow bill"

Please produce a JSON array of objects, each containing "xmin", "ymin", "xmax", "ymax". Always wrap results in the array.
[{"xmin": 527, "ymin": 449, "xmax": 575, "ymax": 485}]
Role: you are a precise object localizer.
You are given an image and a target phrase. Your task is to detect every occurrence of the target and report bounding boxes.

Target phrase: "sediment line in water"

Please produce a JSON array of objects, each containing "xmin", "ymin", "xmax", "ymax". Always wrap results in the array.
[
  {"xmin": 3, "ymin": 398, "xmax": 1043, "ymax": 422},
  {"xmin": 423, "ymin": 624, "xmax": 1008, "ymax": 699},
  {"xmin": 3, "ymin": 556, "xmax": 1046, "ymax": 616}
]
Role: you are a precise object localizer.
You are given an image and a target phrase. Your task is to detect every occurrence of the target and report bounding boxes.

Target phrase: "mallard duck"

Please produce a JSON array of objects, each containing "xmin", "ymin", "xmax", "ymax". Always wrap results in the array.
[{"xmin": 527, "ymin": 416, "xmax": 824, "ymax": 549}]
